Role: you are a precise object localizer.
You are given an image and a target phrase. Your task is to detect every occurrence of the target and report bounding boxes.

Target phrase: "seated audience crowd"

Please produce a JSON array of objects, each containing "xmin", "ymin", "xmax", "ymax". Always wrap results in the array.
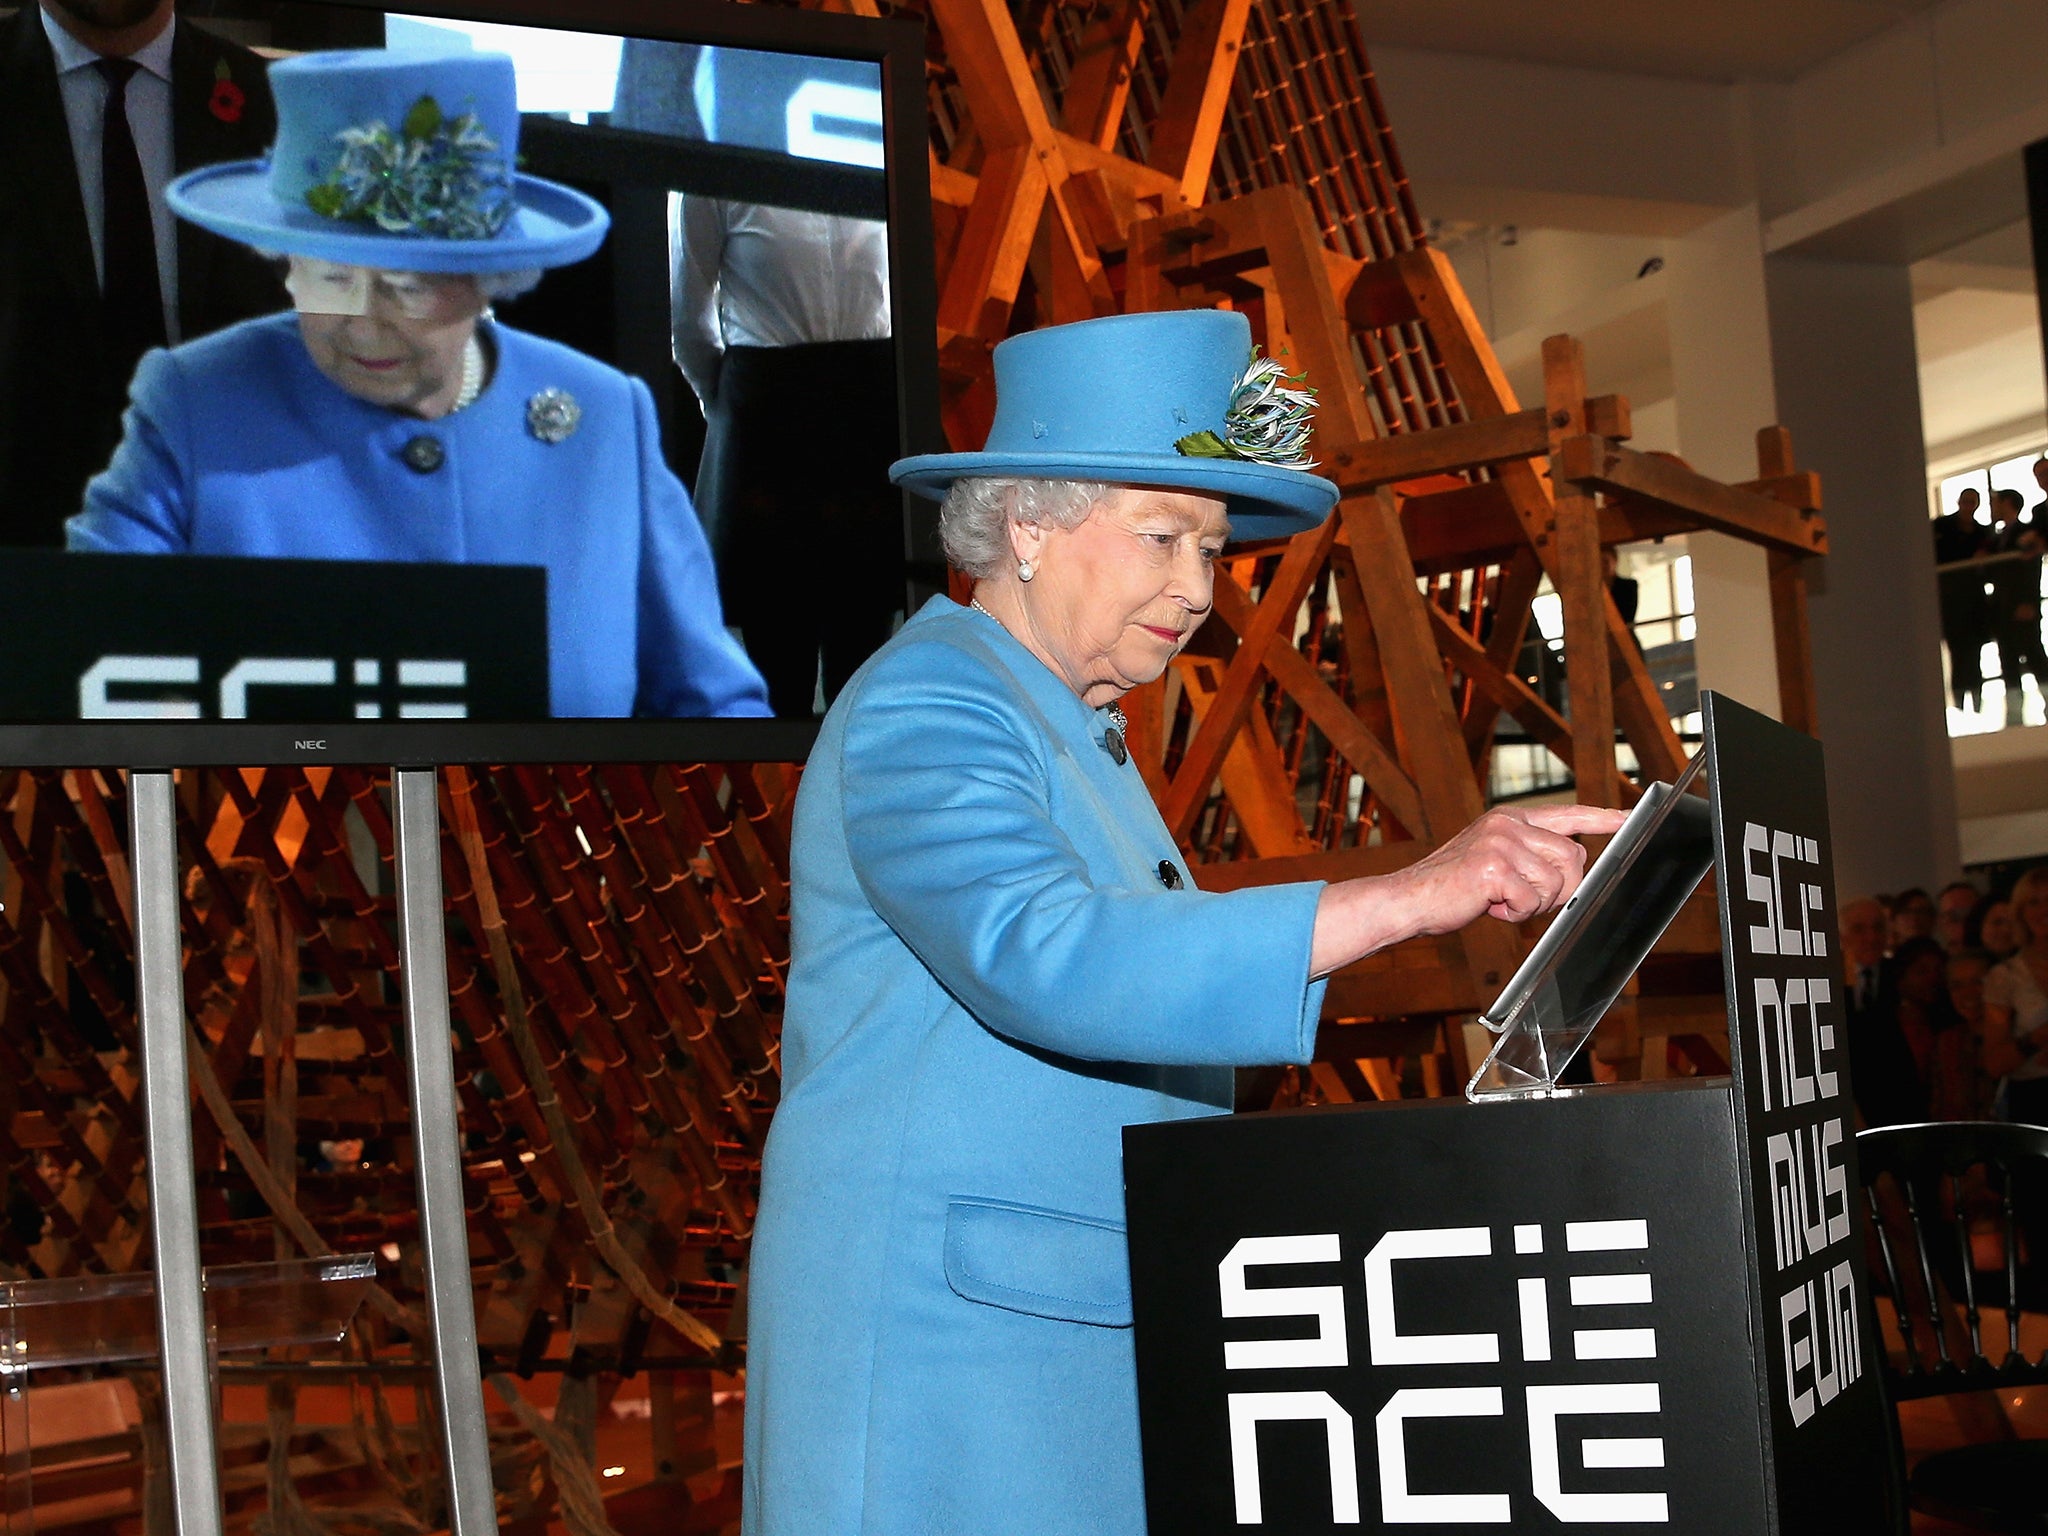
[{"xmin": 1843, "ymin": 866, "xmax": 2048, "ymax": 1127}]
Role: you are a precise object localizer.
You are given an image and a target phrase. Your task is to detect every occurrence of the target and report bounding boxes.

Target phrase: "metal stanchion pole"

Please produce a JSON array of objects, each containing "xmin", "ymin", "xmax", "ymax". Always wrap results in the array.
[
  {"xmin": 391, "ymin": 767, "xmax": 499, "ymax": 1536},
  {"xmin": 128, "ymin": 769, "xmax": 224, "ymax": 1536}
]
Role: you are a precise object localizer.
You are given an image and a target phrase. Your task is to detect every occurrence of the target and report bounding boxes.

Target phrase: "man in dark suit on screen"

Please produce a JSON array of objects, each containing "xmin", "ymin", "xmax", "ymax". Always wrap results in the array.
[{"xmin": 0, "ymin": 0, "xmax": 280, "ymax": 546}]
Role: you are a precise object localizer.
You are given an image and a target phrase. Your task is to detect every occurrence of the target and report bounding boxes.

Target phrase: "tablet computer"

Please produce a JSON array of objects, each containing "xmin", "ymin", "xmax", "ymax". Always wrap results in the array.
[{"xmin": 1466, "ymin": 751, "xmax": 1715, "ymax": 1100}]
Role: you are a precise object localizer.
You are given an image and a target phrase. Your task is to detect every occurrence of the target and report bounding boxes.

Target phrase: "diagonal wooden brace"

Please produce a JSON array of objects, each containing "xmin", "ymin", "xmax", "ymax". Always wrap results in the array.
[{"xmin": 1162, "ymin": 515, "xmax": 1340, "ymax": 839}]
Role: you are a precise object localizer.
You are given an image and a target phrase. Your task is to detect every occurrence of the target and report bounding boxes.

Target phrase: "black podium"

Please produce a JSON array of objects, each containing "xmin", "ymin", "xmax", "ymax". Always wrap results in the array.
[{"xmin": 1124, "ymin": 695, "xmax": 1897, "ymax": 1532}]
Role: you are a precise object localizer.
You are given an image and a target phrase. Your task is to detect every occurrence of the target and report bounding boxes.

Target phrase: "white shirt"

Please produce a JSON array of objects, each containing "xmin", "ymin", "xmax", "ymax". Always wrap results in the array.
[
  {"xmin": 40, "ymin": 6, "xmax": 182, "ymax": 342},
  {"xmin": 670, "ymin": 195, "xmax": 890, "ymax": 408}
]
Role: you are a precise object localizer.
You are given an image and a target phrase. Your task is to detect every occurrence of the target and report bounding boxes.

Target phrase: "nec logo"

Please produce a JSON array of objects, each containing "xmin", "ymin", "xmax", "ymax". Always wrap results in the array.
[
  {"xmin": 294, "ymin": 741, "xmax": 328, "ymax": 752},
  {"xmin": 79, "ymin": 655, "xmax": 468, "ymax": 720},
  {"xmin": 1220, "ymin": 1218, "xmax": 1667, "ymax": 1526}
]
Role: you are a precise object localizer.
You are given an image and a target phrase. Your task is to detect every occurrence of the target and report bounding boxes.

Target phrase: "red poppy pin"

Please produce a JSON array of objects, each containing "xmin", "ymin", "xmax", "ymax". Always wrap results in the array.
[{"xmin": 209, "ymin": 59, "xmax": 245, "ymax": 125}]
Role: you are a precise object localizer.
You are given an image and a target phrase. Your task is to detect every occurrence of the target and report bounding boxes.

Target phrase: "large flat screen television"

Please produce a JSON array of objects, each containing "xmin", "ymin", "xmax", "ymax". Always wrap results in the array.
[{"xmin": 0, "ymin": 0, "xmax": 941, "ymax": 766}]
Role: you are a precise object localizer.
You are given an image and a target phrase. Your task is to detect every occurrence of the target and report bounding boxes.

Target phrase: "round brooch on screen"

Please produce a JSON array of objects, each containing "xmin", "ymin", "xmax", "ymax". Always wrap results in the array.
[{"xmin": 527, "ymin": 388, "xmax": 581, "ymax": 444}]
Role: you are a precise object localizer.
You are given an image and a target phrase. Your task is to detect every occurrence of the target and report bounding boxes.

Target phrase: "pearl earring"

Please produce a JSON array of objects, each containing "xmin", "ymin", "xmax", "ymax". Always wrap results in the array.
[{"xmin": 1018, "ymin": 558, "xmax": 1036, "ymax": 582}]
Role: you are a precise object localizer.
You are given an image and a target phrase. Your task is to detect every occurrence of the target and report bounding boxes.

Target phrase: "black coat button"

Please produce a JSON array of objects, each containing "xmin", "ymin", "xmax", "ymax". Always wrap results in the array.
[
  {"xmin": 1104, "ymin": 726, "xmax": 1128, "ymax": 766},
  {"xmin": 1156, "ymin": 860, "xmax": 1183, "ymax": 890},
  {"xmin": 401, "ymin": 435, "xmax": 445, "ymax": 473}
]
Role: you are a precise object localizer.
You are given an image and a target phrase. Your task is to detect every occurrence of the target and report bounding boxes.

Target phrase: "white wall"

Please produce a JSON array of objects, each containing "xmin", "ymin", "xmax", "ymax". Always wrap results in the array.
[{"xmin": 1665, "ymin": 207, "xmax": 1784, "ymax": 722}]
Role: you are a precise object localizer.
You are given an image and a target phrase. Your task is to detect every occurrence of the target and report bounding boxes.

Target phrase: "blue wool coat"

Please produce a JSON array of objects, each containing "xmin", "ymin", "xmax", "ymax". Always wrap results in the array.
[
  {"xmin": 744, "ymin": 599, "xmax": 1327, "ymax": 1535},
  {"xmin": 66, "ymin": 314, "xmax": 770, "ymax": 719}
]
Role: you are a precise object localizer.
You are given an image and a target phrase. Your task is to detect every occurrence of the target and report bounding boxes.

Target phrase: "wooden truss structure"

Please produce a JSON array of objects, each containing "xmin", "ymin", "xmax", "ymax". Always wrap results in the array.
[
  {"xmin": 899, "ymin": 0, "xmax": 1827, "ymax": 1091},
  {"xmin": 0, "ymin": 6, "xmax": 1829, "ymax": 1536}
]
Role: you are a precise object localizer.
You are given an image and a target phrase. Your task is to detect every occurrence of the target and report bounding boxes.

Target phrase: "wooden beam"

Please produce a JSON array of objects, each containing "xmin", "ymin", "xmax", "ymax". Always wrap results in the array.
[
  {"xmin": 1343, "ymin": 256, "xmax": 1422, "ymax": 331},
  {"xmin": 1323, "ymin": 943, "xmax": 1491, "ymax": 1019},
  {"xmin": 1546, "ymin": 334, "xmax": 1618, "ymax": 808},
  {"xmin": 1396, "ymin": 247, "xmax": 1524, "ymax": 411},
  {"xmin": 1556, "ymin": 437, "xmax": 1829, "ymax": 557},
  {"xmin": 1230, "ymin": 701, "xmax": 1314, "ymax": 857},
  {"xmin": 1342, "ymin": 494, "xmax": 1482, "ymax": 840},
  {"xmin": 1056, "ymin": 133, "xmax": 1187, "ymax": 200},
  {"xmin": 1119, "ymin": 675, "xmax": 1169, "ymax": 797},
  {"xmin": 1161, "ymin": 517, "xmax": 1338, "ymax": 839},
  {"xmin": 929, "ymin": 149, "xmax": 978, "ymax": 209},
  {"xmin": 1347, "ymin": 489, "xmax": 1524, "ymax": 995},
  {"xmin": 1754, "ymin": 426, "xmax": 1820, "ymax": 735},
  {"xmin": 1768, "ymin": 552, "xmax": 1818, "ymax": 735},
  {"xmin": 1324, "ymin": 410, "xmax": 1549, "ymax": 490},
  {"xmin": 931, "ymin": 0, "xmax": 1058, "ymax": 149},
  {"xmin": 1038, "ymin": 179, "xmax": 1117, "ymax": 321},
  {"xmin": 1328, "ymin": 551, "xmax": 1406, "ymax": 834},
  {"xmin": 1146, "ymin": 0, "xmax": 1254, "ymax": 205},
  {"xmin": 1308, "ymin": 1061, "xmax": 1358, "ymax": 1102},
  {"xmin": 1426, "ymin": 606, "xmax": 1572, "ymax": 766},
  {"xmin": 1742, "ymin": 471, "xmax": 1821, "ymax": 512},
  {"xmin": 1463, "ymin": 547, "xmax": 1544, "ymax": 771},
  {"xmin": 1239, "ymin": 188, "xmax": 1375, "ymax": 441},
  {"xmin": 1398, "ymin": 479, "xmax": 1531, "ymax": 574},
  {"xmin": 928, "ymin": 0, "xmax": 1110, "ymax": 336},
  {"xmin": 934, "ymin": 145, "xmax": 1048, "ymax": 339},
  {"xmin": 1586, "ymin": 393, "xmax": 1632, "ymax": 442},
  {"xmin": 1486, "ymin": 469, "xmax": 1686, "ymax": 786},
  {"xmin": 1060, "ymin": 168, "xmax": 1127, "ymax": 256},
  {"xmin": 1190, "ymin": 838, "xmax": 1427, "ymax": 893},
  {"xmin": 1323, "ymin": 394, "xmax": 1635, "ymax": 497},
  {"xmin": 1211, "ymin": 569, "xmax": 1428, "ymax": 837},
  {"xmin": 1396, "ymin": 251, "xmax": 1686, "ymax": 785},
  {"xmin": 1176, "ymin": 657, "xmax": 1312, "ymax": 857},
  {"xmin": 1399, "ymin": 479, "xmax": 1676, "ymax": 574},
  {"xmin": 1058, "ymin": 1, "xmax": 1148, "ymax": 150}
]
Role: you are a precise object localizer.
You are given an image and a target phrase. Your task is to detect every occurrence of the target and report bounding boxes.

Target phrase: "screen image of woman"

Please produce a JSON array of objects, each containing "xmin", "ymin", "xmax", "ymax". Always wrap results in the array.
[{"xmin": 64, "ymin": 46, "xmax": 772, "ymax": 721}]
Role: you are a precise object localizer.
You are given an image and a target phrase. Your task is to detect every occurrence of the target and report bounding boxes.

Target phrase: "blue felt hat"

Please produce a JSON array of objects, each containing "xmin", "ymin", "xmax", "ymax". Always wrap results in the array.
[
  {"xmin": 166, "ymin": 50, "xmax": 609, "ymax": 273},
  {"xmin": 890, "ymin": 309, "xmax": 1339, "ymax": 542}
]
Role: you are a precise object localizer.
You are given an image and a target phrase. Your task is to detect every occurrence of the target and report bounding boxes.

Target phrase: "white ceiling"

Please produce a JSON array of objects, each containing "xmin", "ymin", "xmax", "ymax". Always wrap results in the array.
[{"xmin": 1354, "ymin": 0, "xmax": 1941, "ymax": 85}]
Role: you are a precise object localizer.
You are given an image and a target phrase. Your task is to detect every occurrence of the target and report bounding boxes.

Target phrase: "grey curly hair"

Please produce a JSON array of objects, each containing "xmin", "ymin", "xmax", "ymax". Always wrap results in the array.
[{"xmin": 939, "ymin": 477, "xmax": 1114, "ymax": 579}]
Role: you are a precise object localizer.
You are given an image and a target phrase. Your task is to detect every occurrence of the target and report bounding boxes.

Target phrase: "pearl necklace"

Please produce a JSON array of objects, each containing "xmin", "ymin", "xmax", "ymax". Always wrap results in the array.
[
  {"xmin": 449, "ymin": 334, "xmax": 486, "ymax": 414},
  {"xmin": 969, "ymin": 596, "xmax": 1129, "ymax": 757}
]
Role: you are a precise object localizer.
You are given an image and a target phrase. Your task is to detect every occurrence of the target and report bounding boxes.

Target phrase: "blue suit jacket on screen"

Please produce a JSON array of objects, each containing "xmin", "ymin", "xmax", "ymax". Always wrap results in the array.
[
  {"xmin": 65, "ymin": 314, "xmax": 770, "ymax": 719},
  {"xmin": 743, "ymin": 599, "xmax": 1328, "ymax": 1535}
]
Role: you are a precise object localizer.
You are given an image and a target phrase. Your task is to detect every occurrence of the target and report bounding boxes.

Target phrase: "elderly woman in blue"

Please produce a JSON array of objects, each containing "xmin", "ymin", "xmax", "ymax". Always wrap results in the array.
[
  {"xmin": 742, "ymin": 308, "xmax": 1623, "ymax": 1534},
  {"xmin": 64, "ymin": 49, "xmax": 769, "ymax": 720}
]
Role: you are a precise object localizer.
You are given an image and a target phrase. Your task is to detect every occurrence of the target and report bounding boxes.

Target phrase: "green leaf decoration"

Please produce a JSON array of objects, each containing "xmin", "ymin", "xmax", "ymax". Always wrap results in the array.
[
  {"xmin": 214, "ymin": 58, "xmax": 232, "ymax": 81},
  {"xmin": 402, "ymin": 94, "xmax": 444, "ymax": 143},
  {"xmin": 304, "ymin": 183, "xmax": 347, "ymax": 218},
  {"xmin": 1174, "ymin": 430, "xmax": 1232, "ymax": 459}
]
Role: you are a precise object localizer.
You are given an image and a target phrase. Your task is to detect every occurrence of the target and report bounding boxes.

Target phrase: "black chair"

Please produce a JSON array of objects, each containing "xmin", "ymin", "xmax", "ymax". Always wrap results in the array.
[{"xmin": 1858, "ymin": 1121, "xmax": 2048, "ymax": 1532}]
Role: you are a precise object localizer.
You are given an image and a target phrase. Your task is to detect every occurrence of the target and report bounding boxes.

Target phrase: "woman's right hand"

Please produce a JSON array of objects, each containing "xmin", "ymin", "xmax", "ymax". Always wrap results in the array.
[{"xmin": 1309, "ymin": 804, "xmax": 1627, "ymax": 978}]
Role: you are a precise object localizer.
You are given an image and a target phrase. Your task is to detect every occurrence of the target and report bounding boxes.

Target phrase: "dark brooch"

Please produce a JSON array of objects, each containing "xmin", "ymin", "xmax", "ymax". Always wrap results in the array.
[
  {"xmin": 527, "ymin": 388, "xmax": 581, "ymax": 444},
  {"xmin": 1103, "ymin": 703, "xmax": 1129, "ymax": 766}
]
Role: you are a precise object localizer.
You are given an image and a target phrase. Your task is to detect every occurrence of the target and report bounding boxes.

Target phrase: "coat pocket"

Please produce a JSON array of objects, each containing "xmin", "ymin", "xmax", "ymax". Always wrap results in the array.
[{"xmin": 942, "ymin": 1197, "xmax": 1134, "ymax": 1328}]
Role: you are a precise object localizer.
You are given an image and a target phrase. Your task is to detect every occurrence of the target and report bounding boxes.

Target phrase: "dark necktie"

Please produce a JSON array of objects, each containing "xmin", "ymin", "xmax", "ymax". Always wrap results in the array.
[{"xmin": 95, "ymin": 57, "xmax": 167, "ymax": 387}]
